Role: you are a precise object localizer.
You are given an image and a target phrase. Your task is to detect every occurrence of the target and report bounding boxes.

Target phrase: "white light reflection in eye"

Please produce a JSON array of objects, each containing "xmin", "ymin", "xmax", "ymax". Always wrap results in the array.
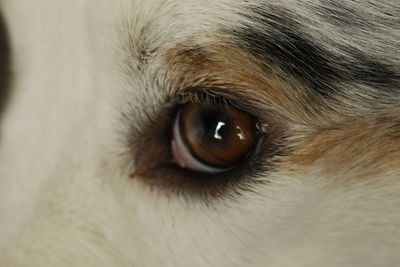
[
  {"xmin": 236, "ymin": 126, "xmax": 246, "ymax": 140},
  {"xmin": 214, "ymin": 121, "xmax": 225, "ymax": 140}
]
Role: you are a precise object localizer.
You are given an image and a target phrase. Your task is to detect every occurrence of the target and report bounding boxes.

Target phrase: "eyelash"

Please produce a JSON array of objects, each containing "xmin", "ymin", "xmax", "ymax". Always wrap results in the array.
[
  {"xmin": 176, "ymin": 89, "xmax": 269, "ymax": 134},
  {"xmin": 176, "ymin": 88, "xmax": 243, "ymax": 110}
]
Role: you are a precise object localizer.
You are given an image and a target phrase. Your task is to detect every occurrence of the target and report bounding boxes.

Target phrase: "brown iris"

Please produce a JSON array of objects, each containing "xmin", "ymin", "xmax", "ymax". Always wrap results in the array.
[{"xmin": 177, "ymin": 102, "xmax": 257, "ymax": 169}]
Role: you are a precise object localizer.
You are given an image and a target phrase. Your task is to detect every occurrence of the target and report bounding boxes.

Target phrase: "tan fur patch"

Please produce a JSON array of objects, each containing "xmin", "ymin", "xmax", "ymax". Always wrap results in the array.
[
  {"xmin": 286, "ymin": 109, "xmax": 400, "ymax": 180},
  {"xmin": 162, "ymin": 43, "xmax": 315, "ymax": 123}
]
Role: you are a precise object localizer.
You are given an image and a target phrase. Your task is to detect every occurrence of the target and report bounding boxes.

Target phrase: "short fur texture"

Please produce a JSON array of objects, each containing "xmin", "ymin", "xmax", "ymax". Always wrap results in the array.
[{"xmin": 0, "ymin": 0, "xmax": 399, "ymax": 266}]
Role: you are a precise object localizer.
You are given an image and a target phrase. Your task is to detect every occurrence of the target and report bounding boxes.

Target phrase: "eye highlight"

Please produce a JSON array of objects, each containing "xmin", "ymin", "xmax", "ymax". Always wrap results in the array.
[{"xmin": 171, "ymin": 102, "xmax": 258, "ymax": 173}]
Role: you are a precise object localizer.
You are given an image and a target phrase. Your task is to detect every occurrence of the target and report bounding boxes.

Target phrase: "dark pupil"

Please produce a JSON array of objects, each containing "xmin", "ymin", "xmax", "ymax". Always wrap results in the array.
[{"xmin": 192, "ymin": 108, "xmax": 232, "ymax": 147}]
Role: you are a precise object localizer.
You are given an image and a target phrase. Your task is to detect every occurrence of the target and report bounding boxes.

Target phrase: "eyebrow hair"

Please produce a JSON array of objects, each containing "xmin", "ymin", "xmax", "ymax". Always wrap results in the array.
[{"xmin": 229, "ymin": 5, "xmax": 400, "ymax": 98}]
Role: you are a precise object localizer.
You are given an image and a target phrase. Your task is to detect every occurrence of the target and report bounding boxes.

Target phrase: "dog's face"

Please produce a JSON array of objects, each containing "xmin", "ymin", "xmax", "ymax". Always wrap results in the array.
[{"xmin": 1, "ymin": 0, "xmax": 400, "ymax": 266}]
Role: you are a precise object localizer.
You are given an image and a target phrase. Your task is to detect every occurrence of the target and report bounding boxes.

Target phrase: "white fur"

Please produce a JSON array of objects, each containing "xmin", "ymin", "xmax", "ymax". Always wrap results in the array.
[{"xmin": 1, "ymin": 0, "xmax": 399, "ymax": 266}]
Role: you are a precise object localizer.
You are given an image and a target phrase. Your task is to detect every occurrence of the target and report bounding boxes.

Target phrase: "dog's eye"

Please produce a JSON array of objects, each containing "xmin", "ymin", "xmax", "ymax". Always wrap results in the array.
[{"xmin": 171, "ymin": 102, "xmax": 257, "ymax": 173}]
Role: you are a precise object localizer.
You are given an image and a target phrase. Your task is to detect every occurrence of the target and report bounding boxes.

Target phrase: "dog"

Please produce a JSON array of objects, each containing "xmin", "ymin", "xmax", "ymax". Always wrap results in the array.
[{"xmin": 0, "ymin": 0, "xmax": 399, "ymax": 266}]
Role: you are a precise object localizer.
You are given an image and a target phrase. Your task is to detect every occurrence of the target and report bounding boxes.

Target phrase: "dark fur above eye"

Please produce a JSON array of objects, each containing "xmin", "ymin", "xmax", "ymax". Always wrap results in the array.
[{"xmin": 230, "ymin": 4, "xmax": 400, "ymax": 101}]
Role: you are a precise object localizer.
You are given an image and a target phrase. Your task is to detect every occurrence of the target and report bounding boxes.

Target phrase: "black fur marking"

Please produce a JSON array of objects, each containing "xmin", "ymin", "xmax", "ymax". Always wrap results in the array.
[
  {"xmin": 0, "ymin": 11, "xmax": 11, "ymax": 120},
  {"xmin": 345, "ymin": 48, "xmax": 400, "ymax": 88},
  {"xmin": 230, "ymin": 5, "xmax": 400, "ymax": 98}
]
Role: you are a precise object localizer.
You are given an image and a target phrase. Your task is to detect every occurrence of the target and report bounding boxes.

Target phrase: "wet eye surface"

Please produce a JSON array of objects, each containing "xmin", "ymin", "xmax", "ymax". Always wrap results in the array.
[{"xmin": 172, "ymin": 103, "xmax": 258, "ymax": 173}]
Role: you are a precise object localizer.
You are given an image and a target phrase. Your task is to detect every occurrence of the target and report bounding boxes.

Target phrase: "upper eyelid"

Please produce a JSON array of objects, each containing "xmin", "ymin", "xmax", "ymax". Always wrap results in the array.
[
  {"xmin": 167, "ymin": 79, "xmax": 316, "ymax": 130},
  {"xmin": 175, "ymin": 86, "xmax": 262, "ymax": 117},
  {"xmin": 174, "ymin": 87, "xmax": 275, "ymax": 139},
  {"xmin": 170, "ymin": 85, "xmax": 292, "ymax": 131}
]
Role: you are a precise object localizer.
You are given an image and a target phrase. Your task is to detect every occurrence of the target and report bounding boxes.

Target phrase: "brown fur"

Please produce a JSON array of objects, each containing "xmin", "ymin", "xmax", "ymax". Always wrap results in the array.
[{"xmin": 286, "ymin": 108, "xmax": 400, "ymax": 179}]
